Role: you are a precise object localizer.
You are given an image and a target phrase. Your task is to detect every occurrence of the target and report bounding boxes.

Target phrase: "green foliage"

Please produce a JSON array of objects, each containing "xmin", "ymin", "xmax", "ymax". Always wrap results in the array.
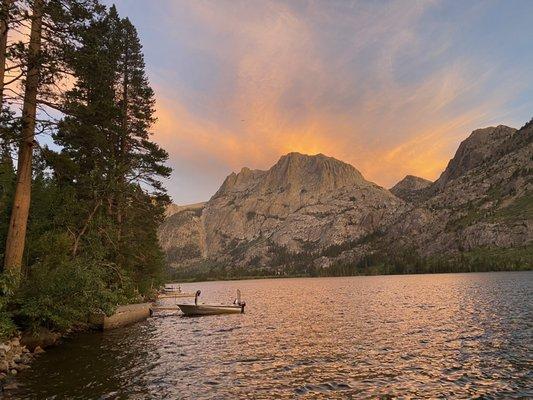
[
  {"xmin": 168, "ymin": 259, "xmax": 279, "ymax": 282},
  {"xmin": 13, "ymin": 259, "xmax": 119, "ymax": 332},
  {"xmin": 0, "ymin": 155, "xmax": 15, "ymax": 264},
  {"xmin": 492, "ymin": 193, "xmax": 533, "ymax": 223},
  {"xmin": 0, "ymin": 2, "xmax": 170, "ymax": 337},
  {"xmin": 166, "ymin": 243, "xmax": 202, "ymax": 263},
  {"xmin": 0, "ymin": 309, "xmax": 17, "ymax": 341},
  {"xmin": 0, "ymin": 271, "xmax": 19, "ymax": 340}
]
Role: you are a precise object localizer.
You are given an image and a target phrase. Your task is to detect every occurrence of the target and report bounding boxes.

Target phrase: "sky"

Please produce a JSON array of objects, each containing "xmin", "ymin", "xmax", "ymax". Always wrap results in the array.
[{"xmin": 107, "ymin": 0, "xmax": 533, "ymax": 204}]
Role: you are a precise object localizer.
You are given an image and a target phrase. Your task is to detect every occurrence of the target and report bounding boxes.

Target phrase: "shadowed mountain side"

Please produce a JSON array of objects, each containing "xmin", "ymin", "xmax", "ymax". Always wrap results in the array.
[
  {"xmin": 432, "ymin": 125, "xmax": 517, "ymax": 191},
  {"xmin": 390, "ymin": 175, "xmax": 433, "ymax": 202}
]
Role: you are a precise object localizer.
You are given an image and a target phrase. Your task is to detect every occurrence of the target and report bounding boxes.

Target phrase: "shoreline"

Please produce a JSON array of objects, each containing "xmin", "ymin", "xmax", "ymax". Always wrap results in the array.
[
  {"xmin": 0, "ymin": 335, "xmax": 38, "ymax": 392},
  {"xmin": 172, "ymin": 267, "xmax": 533, "ymax": 283},
  {"xmin": 0, "ymin": 301, "xmax": 154, "ymax": 393}
]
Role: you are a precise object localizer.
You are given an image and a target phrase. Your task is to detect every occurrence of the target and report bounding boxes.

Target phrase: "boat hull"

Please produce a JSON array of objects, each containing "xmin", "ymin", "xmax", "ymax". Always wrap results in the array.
[
  {"xmin": 158, "ymin": 292, "xmax": 196, "ymax": 299},
  {"xmin": 177, "ymin": 304, "xmax": 244, "ymax": 316}
]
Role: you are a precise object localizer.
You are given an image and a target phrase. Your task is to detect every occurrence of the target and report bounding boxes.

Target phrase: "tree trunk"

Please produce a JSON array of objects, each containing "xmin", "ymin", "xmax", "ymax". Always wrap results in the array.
[
  {"xmin": 72, "ymin": 200, "xmax": 102, "ymax": 256},
  {"xmin": 3, "ymin": 0, "xmax": 43, "ymax": 275},
  {"xmin": 0, "ymin": 0, "xmax": 13, "ymax": 107}
]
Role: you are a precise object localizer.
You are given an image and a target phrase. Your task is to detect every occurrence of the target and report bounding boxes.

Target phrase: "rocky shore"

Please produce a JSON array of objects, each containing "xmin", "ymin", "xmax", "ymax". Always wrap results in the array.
[
  {"xmin": 0, "ymin": 327, "xmax": 63, "ymax": 393},
  {"xmin": 0, "ymin": 335, "xmax": 43, "ymax": 392},
  {"xmin": 0, "ymin": 304, "xmax": 154, "ymax": 393}
]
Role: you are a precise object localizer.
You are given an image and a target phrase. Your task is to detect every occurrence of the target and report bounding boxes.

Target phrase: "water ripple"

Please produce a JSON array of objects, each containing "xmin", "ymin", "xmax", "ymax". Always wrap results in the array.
[{"xmin": 6, "ymin": 271, "xmax": 533, "ymax": 399}]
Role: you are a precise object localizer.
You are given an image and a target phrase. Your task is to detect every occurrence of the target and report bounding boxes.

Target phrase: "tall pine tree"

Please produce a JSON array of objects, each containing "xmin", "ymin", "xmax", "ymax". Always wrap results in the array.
[
  {"xmin": 52, "ymin": 5, "xmax": 170, "ymax": 292},
  {"xmin": 3, "ymin": 0, "xmax": 102, "ymax": 276}
]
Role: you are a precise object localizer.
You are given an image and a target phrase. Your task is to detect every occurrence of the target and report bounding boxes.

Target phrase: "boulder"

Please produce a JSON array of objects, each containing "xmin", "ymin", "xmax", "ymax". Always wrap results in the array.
[
  {"xmin": 21, "ymin": 328, "xmax": 60, "ymax": 351},
  {"xmin": 0, "ymin": 361, "xmax": 9, "ymax": 373},
  {"xmin": 3, "ymin": 382, "xmax": 19, "ymax": 390}
]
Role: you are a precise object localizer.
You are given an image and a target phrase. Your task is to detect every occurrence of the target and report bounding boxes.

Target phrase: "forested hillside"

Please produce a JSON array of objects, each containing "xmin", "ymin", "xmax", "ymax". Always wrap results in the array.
[{"xmin": 0, "ymin": 1, "xmax": 170, "ymax": 339}]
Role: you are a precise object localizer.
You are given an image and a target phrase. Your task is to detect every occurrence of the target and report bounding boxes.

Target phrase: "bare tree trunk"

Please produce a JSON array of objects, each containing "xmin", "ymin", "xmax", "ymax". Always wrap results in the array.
[
  {"xmin": 72, "ymin": 200, "xmax": 102, "ymax": 256},
  {"xmin": 3, "ymin": 0, "xmax": 43, "ymax": 275},
  {"xmin": 0, "ymin": 0, "xmax": 13, "ymax": 107}
]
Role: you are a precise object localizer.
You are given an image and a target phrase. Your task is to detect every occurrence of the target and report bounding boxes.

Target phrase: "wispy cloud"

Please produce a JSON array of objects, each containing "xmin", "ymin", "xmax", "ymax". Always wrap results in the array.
[{"xmin": 121, "ymin": 0, "xmax": 533, "ymax": 202}]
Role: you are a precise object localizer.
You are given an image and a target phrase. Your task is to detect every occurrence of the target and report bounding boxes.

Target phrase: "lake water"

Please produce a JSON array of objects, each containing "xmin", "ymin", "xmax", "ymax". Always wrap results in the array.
[{"xmin": 7, "ymin": 272, "xmax": 533, "ymax": 399}]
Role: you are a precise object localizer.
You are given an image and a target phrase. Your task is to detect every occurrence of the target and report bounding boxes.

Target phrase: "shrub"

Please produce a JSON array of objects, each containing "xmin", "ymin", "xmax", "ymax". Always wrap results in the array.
[
  {"xmin": 13, "ymin": 259, "xmax": 123, "ymax": 333},
  {"xmin": 0, "ymin": 271, "xmax": 18, "ymax": 341}
]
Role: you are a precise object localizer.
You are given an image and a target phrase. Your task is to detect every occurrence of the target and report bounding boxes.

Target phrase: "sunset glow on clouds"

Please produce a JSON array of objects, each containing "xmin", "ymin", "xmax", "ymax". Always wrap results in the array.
[{"xmin": 108, "ymin": 0, "xmax": 533, "ymax": 203}]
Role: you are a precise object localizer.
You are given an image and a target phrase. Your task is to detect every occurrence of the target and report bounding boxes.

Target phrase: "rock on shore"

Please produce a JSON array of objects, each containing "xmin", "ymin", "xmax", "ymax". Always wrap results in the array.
[{"xmin": 0, "ymin": 335, "xmax": 35, "ymax": 386}]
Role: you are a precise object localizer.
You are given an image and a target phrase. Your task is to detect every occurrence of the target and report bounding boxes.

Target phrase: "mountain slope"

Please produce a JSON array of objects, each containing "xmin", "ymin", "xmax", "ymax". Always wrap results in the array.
[
  {"xmin": 160, "ymin": 121, "xmax": 533, "ymax": 274},
  {"xmin": 390, "ymin": 175, "xmax": 432, "ymax": 202},
  {"xmin": 203, "ymin": 152, "xmax": 404, "ymax": 265},
  {"xmin": 336, "ymin": 121, "xmax": 532, "ymax": 261},
  {"xmin": 159, "ymin": 203, "xmax": 206, "ymax": 266},
  {"xmin": 432, "ymin": 125, "xmax": 516, "ymax": 191}
]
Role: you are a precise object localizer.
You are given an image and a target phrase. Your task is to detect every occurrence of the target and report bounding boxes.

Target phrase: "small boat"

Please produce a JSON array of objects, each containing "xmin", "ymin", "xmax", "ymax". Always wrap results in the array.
[
  {"xmin": 158, "ymin": 292, "xmax": 196, "ymax": 299},
  {"xmin": 157, "ymin": 283, "xmax": 196, "ymax": 298},
  {"xmin": 177, "ymin": 304, "xmax": 244, "ymax": 316},
  {"xmin": 177, "ymin": 290, "xmax": 246, "ymax": 316},
  {"xmin": 163, "ymin": 283, "xmax": 182, "ymax": 293}
]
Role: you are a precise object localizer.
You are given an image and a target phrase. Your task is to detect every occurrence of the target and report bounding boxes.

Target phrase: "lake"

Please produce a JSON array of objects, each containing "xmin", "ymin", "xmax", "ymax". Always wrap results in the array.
[{"xmin": 7, "ymin": 272, "xmax": 532, "ymax": 399}]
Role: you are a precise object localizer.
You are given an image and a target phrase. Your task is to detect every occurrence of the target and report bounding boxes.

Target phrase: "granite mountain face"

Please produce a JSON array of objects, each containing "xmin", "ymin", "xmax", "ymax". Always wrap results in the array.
[
  {"xmin": 390, "ymin": 175, "xmax": 433, "ymax": 202},
  {"xmin": 202, "ymin": 153, "xmax": 405, "ymax": 266},
  {"xmin": 159, "ymin": 121, "xmax": 533, "ymax": 272}
]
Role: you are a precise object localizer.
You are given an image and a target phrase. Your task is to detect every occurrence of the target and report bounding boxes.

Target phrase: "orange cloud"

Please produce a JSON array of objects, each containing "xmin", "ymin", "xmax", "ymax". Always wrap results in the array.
[{"xmin": 147, "ymin": 0, "xmax": 530, "ymax": 203}]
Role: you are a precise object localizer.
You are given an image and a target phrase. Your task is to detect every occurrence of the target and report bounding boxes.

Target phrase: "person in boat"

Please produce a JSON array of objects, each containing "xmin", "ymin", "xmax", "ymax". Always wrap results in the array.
[
  {"xmin": 194, "ymin": 290, "xmax": 201, "ymax": 305},
  {"xmin": 233, "ymin": 289, "xmax": 246, "ymax": 310}
]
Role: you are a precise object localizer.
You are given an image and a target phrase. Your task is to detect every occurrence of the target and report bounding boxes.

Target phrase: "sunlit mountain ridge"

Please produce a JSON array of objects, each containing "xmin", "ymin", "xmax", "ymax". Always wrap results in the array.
[{"xmin": 160, "ymin": 121, "xmax": 533, "ymax": 278}]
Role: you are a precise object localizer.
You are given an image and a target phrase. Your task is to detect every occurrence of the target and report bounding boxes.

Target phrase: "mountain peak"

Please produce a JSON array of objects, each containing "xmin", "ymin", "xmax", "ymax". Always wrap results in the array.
[
  {"xmin": 265, "ymin": 152, "xmax": 366, "ymax": 192},
  {"xmin": 391, "ymin": 175, "xmax": 432, "ymax": 192},
  {"xmin": 214, "ymin": 167, "xmax": 266, "ymax": 198},
  {"xmin": 390, "ymin": 175, "xmax": 432, "ymax": 202},
  {"xmin": 215, "ymin": 152, "xmax": 369, "ymax": 199},
  {"xmin": 433, "ymin": 125, "xmax": 516, "ymax": 190}
]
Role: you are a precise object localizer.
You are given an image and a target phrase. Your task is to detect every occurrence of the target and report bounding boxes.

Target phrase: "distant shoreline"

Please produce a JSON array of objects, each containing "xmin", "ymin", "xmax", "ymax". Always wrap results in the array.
[{"xmin": 174, "ymin": 268, "xmax": 533, "ymax": 284}]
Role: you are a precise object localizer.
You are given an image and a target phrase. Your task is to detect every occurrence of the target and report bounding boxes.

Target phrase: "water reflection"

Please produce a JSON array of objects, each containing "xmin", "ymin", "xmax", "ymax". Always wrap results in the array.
[{"xmin": 8, "ymin": 272, "xmax": 533, "ymax": 399}]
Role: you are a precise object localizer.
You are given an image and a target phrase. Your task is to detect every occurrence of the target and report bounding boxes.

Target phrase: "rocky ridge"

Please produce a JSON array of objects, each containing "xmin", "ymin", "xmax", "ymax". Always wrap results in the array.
[
  {"xmin": 159, "ymin": 120, "xmax": 533, "ymax": 272},
  {"xmin": 432, "ymin": 125, "xmax": 517, "ymax": 191},
  {"xmin": 390, "ymin": 175, "xmax": 432, "ymax": 202},
  {"xmin": 202, "ymin": 152, "xmax": 404, "ymax": 265}
]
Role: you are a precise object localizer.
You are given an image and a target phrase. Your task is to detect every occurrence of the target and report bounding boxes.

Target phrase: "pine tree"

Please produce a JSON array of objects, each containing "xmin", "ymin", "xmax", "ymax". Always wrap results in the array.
[
  {"xmin": 114, "ymin": 13, "xmax": 170, "ymax": 234},
  {"xmin": 1, "ymin": 1, "xmax": 171, "ymax": 335},
  {"xmin": 0, "ymin": 0, "xmax": 15, "ymax": 107},
  {"xmin": 51, "ymin": 5, "xmax": 170, "ymax": 291},
  {"xmin": 3, "ymin": 0, "xmax": 101, "ymax": 275}
]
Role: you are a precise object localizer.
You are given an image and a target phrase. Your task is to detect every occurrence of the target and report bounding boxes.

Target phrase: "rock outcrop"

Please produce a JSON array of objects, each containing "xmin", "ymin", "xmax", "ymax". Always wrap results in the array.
[
  {"xmin": 0, "ymin": 336, "xmax": 34, "ymax": 384},
  {"xmin": 431, "ymin": 125, "xmax": 517, "ymax": 191},
  {"xmin": 365, "ymin": 121, "xmax": 532, "ymax": 257},
  {"xmin": 160, "ymin": 120, "xmax": 533, "ymax": 272},
  {"xmin": 164, "ymin": 202, "xmax": 205, "ymax": 218},
  {"xmin": 203, "ymin": 153, "xmax": 404, "ymax": 265},
  {"xmin": 390, "ymin": 175, "xmax": 432, "ymax": 202},
  {"xmin": 158, "ymin": 203, "xmax": 206, "ymax": 265}
]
